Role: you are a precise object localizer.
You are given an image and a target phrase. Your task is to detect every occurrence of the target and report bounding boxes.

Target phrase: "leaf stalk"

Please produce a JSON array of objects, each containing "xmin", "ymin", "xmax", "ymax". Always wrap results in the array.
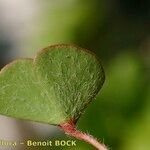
[{"xmin": 59, "ymin": 120, "xmax": 108, "ymax": 150}]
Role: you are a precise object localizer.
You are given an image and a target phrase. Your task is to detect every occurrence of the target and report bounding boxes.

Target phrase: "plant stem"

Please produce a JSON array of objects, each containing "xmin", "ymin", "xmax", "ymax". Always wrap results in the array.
[{"xmin": 59, "ymin": 120, "xmax": 108, "ymax": 150}]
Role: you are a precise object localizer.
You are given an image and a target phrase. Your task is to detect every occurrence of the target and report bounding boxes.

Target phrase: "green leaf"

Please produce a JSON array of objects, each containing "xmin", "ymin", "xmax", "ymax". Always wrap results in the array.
[{"xmin": 0, "ymin": 44, "xmax": 105, "ymax": 125}]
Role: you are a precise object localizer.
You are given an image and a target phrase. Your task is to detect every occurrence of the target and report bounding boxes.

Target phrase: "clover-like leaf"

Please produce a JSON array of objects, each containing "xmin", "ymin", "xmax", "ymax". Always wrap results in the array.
[{"xmin": 0, "ymin": 44, "xmax": 107, "ymax": 150}]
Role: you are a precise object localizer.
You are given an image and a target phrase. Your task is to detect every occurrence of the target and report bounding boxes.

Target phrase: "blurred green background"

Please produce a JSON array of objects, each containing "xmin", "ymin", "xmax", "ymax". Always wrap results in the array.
[{"xmin": 0, "ymin": 0, "xmax": 150, "ymax": 150}]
